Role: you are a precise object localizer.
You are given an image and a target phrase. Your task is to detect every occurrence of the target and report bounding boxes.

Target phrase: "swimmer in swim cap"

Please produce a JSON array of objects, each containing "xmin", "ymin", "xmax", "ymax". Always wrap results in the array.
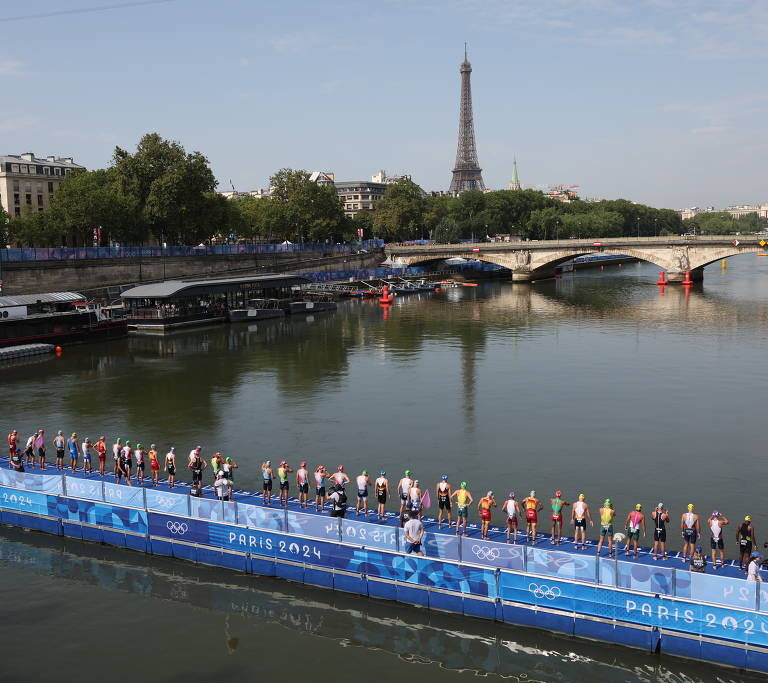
[
  {"xmin": 680, "ymin": 503, "xmax": 700, "ymax": 564},
  {"xmin": 550, "ymin": 490, "xmax": 569, "ymax": 546},
  {"xmin": 504, "ymin": 492, "xmax": 521, "ymax": 544},
  {"xmin": 398, "ymin": 471, "xmax": 414, "ymax": 516},
  {"xmin": 436, "ymin": 474, "xmax": 453, "ymax": 529},
  {"xmin": 451, "ymin": 481, "xmax": 473, "ymax": 536},
  {"xmin": 651, "ymin": 502, "xmax": 670, "ymax": 561},
  {"xmin": 523, "ymin": 491, "xmax": 542, "ymax": 545},
  {"xmin": 572, "ymin": 494, "xmax": 593, "ymax": 551},
  {"xmin": 597, "ymin": 498, "xmax": 617, "ymax": 557}
]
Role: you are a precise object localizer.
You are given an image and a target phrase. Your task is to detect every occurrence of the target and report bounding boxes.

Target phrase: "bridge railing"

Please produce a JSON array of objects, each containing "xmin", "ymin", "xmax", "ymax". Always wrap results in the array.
[{"xmin": 0, "ymin": 241, "xmax": 385, "ymax": 263}]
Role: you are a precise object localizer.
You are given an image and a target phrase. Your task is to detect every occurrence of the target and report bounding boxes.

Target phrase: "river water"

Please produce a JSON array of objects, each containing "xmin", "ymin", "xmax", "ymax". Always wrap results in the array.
[{"xmin": 2, "ymin": 256, "xmax": 768, "ymax": 681}]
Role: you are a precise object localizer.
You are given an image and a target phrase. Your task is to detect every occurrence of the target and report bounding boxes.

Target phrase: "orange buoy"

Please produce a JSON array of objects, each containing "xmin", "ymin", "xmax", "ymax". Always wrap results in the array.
[
  {"xmin": 682, "ymin": 270, "xmax": 694, "ymax": 286},
  {"xmin": 378, "ymin": 285, "xmax": 394, "ymax": 304},
  {"xmin": 54, "ymin": 346, "xmax": 63, "ymax": 354},
  {"xmin": 461, "ymin": 283, "xmax": 479, "ymax": 287}
]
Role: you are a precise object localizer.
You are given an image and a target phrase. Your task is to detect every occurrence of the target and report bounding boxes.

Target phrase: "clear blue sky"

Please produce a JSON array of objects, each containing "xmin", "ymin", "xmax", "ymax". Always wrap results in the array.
[{"xmin": 2, "ymin": 0, "xmax": 766, "ymax": 208}]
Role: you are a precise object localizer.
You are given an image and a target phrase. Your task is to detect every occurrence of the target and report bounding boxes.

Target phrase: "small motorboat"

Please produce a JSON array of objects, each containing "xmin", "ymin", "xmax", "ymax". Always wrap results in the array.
[{"xmin": 228, "ymin": 298, "xmax": 286, "ymax": 322}]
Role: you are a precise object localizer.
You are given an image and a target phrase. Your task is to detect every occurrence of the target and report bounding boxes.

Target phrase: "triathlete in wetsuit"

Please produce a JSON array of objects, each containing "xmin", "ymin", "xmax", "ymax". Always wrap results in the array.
[
  {"xmin": 652, "ymin": 503, "xmax": 669, "ymax": 561},
  {"xmin": 165, "ymin": 447, "xmax": 177, "ymax": 488},
  {"xmin": 571, "ymin": 494, "xmax": 593, "ymax": 550},
  {"xmin": 375, "ymin": 471, "xmax": 388, "ymax": 520},
  {"xmin": 314, "ymin": 466, "xmax": 328, "ymax": 512},
  {"xmin": 550, "ymin": 491, "xmax": 569, "ymax": 545},
  {"xmin": 596, "ymin": 499, "xmax": 616, "ymax": 557},
  {"xmin": 522, "ymin": 491, "xmax": 542, "ymax": 544},
  {"xmin": 624, "ymin": 504, "xmax": 646, "ymax": 557},
  {"xmin": 296, "ymin": 462, "xmax": 309, "ymax": 509},
  {"xmin": 451, "ymin": 482, "xmax": 473, "ymax": 536},
  {"xmin": 738, "ymin": 517, "xmax": 756, "ymax": 571},
  {"xmin": 680, "ymin": 504, "xmax": 700, "ymax": 564},
  {"xmin": 436, "ymin": 475, "xmax": 453, "ymax": 529},
  {"xmin": 356, "ymin": 471, "xmax": 370, "ymax": 517},
  {"xmin": 709, "ymin": 511, "xmax": 729, "ymax": 570},
  {"xmin": 398, "ymin": 471, "xmax": 413, "ymax": 516},
  {"xmin": 189, "ymin": 453, "xmax": 206, "ymax": 496},
  {"xmin": 408, "ymin": 480, "xmax": 423, "ymax": 520},
  {"xmin": 55, "ymin": 431, "xmax": 66, "ymax": 471},
  {"xmin": 68, "ymin": 433, "xmax": 79, "ymax": 473},
  {"xmin": 261, "ymin": 460, "xmax": 274, "ymax": 506},
  {"xmin": 478, "ymin": 491, "xmax": 496, "ymax": 540},
  {"xmin": 503, "ymin": 493, "xmax": 521, "ymax": 544},
  {"xmin": 278, "ymin": 461, "xmax": 293, "ymax": 506}
]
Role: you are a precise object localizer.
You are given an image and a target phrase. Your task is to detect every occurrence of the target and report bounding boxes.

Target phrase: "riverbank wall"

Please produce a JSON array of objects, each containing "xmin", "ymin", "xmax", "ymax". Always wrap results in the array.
[
  {"xmin": 1, "ymin": 466, "xmax": 767, "ymax": 675},
  {"xmin": 1, "ymin": 249, "xmax": 384, "ymax": 295}
]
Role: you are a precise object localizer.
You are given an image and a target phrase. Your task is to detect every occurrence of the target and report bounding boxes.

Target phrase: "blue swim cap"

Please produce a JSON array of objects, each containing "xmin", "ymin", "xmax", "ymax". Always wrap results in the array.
[
  {"xmin": 441, "ymin": 474, "xmax": 448, "ymax": 480},
  {"xmin": 380, "ymin": 470, "xmax": 386, "ymax": 475}
]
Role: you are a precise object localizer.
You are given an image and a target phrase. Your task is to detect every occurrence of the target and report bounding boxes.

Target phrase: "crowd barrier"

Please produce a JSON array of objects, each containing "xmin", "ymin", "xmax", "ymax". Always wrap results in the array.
[
  {"xmin": 0, "ymin": 241, "xmax": 385, "ymax": 263},
  {"xmin": 1, "ymin": 468, "xmax": 767, "ymax": 673}
]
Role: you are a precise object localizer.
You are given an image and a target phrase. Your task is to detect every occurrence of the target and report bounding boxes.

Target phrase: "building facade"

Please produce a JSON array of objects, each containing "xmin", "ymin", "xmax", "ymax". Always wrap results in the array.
[
  {"xmin": 0, "ymin": 153, "xmax": 84, "ymax": 218},
  {"xmin": 679, "ymin": 205, "xmax": 768, "ymax": 220},
  {"xmin": 334, "ymin": 180, "xmax": 387, "ymax": 217}
]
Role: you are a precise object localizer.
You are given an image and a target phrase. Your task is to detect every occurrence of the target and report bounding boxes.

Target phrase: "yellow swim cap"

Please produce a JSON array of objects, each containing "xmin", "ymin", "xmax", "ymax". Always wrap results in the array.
[
  {"xmin": 687, "ymin": 504, "xmax": 694, "ymax": 511},
  {"xmin": 745, "ymin": 516, "xmax": 751, "ymax": 522},
  {"xmin": 635, "ymin": 504, "xmax": 642, "ymax": 511},
  {"xmin": 578, "ymin": 493, "xmax": 585, "ymax": 500}
]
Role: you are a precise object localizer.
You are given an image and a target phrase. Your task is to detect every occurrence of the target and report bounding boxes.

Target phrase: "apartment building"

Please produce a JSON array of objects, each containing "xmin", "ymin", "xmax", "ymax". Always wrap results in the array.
[{"xmin": 0, "ymin": 152, "xmax": 85, "ymax": 217}]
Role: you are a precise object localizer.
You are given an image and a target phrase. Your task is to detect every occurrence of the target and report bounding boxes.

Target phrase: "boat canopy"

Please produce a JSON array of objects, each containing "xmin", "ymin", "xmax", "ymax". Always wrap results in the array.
[
  {"xmin": 0, "ymin": 292, "xmax": 84, "ymax": 308},
  {"xmin": 120, "ymin": 274, "xmax": 309, "ymax": 301}
]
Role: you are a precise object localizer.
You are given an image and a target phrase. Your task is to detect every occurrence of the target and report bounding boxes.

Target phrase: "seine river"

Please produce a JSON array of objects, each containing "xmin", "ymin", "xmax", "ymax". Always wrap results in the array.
[{"xmin": 2, "ymin": 255, "xmax": 768, "ymax": 682}]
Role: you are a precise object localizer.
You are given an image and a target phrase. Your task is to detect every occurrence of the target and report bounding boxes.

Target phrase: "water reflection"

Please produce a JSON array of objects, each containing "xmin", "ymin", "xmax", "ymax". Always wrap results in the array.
[{"xmin": 0, "ymin": 526, "xmax": 758, "ymax": 682}]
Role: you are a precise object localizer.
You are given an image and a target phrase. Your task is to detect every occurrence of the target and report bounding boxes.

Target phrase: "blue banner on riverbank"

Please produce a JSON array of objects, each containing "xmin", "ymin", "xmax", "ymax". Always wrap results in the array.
[
  {"xmin": 461, "ymin": 537, "xmax": 524, "ymax": 570},
  {"xmin": 239, "ymin": 502, "xmax": 284, "ymax": 532},
  {"xmin": 0, "ymin": 486, "xmax": 50, "ymax": 516},
  {"xmin": 342, "ymin": 519, "xmax": 398, "ymax": 551},
  {"xmin": 55, "ymin": 496, "xmax": 148, "ymax": 533},
  {"xmin": 286, "ymin": 510, "xmax": 340, "ymax": 541}
]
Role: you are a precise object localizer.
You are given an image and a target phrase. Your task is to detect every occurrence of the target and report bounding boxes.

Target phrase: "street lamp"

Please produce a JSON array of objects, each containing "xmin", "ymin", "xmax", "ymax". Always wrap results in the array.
[{"xmin": 636, "ymin": 216, "xmax": 640, "ymax": 239}]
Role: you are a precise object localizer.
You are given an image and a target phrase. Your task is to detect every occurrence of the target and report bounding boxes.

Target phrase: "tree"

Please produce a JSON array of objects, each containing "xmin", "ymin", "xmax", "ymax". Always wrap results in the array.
[
  {"xmin": 371, "ymin": 178, "xmax": 425, "ymax": 241},
  {"xmin": 268, "ymin": 168, "xmax": 346, "ymax": 242},
  {"xmin": 350, "ymin": 210, "xmax": 373, "ymax": 241},
  {"xmin": 432, "ymin": 216, "xmax": 461, "ymax": 243},
  {"xmin": 0, "ymin": 205, "xmax": 9, "ymax": 247},
  {"xmin": 112, "ymin": 133, "xmax": 218, "ymax": 244}
]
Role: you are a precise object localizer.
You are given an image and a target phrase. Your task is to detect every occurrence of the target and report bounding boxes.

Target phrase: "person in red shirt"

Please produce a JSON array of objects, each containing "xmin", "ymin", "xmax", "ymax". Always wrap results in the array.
[
  {"xmin": 7, "ymin": 430, "xmax": 18, "ymax": 458},
  {"xmin": 95, "ymin": 436, "xmax": 108, "ymax": 476}
]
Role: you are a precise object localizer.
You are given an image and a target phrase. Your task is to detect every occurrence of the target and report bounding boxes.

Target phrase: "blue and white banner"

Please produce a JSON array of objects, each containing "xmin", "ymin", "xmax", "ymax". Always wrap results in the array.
[
  {"xmin": 103, "ymin": 482, "xmax": 145, "ymax": 508},
  {"xmin": 190, "ymin": 497, "xmax": 224, "ymax": 522},
  {"xmin": 239, "ymin": 503, "xmax": 284, "ymax": 532},
  {"xmin": 145, "ymin": 488, "xmax": 190, "ymax": 516},
  {"xmin": 64, "ymin": 477, "xmax": 104, "ymax": 502},
  {"xmin": 55, "ymin": 496, "xmax": 148, "ymax": 533},
  {"xmin": 526, "ymin": 546, "xmax": 597, "ymax": 582},
  {"xmin": 0, "ymin": 486, "xmax": 50, "ymax": 516},
  {"xmin": 460, "ymin": 537, "xmax": 524, "ymax": 570},
  {"xmin": 341, "ymin": 519, "xmax": 397, "ymax": 551},
  {"xmin": 615, "ymin": 559, "xmax": 675, "ymax": 596},
  {"xmin": 286, "ymin": 509, "xmax": 340, "ymax": 541},
  {"xmin": 423, "ymin": 532, "xmax": 460, "ymax": 561},
  {"xmin": 689, "ymin": 571, "xmax": 757, "ymax": 610}
]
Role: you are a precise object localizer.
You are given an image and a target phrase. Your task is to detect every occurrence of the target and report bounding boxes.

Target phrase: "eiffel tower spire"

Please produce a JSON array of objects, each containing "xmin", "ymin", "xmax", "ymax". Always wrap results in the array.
[{"xmin": 449, "ymin": 45, "xmax": 485, "ymax": 194}]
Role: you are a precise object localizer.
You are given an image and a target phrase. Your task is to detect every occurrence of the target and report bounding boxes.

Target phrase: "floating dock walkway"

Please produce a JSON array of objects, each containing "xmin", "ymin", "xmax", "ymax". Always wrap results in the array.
[
  {"xmin": 0, "ymin": 343, "xmax": 56, "ymax": 361},
  {"xmin": 1, "ymin": 459, "xmax": 767, "ymax": 675}
]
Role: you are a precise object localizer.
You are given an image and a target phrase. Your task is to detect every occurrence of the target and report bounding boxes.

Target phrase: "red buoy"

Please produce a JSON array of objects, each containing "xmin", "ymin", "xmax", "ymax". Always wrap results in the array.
[
  {"xmin": 682, "ymin": 270, "xmax": 694, "ymax": 285},
  {"xmin": 54, "ymin": 346, "xmax": 63, "ymax": 354},
  {"xmin": 656, "ymin": 271, "xmax": 667, "ymax": 286},
  {"xmin": 378, "ymin": 285, "xmax": 394, "ymax": 304}
]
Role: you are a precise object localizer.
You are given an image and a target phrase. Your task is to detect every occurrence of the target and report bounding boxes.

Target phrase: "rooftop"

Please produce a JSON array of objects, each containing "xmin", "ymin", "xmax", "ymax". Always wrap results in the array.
[
  {"xmin": 120, "ymin": 274, "xmax": 309, "ymax": 300},
  {"xmin": 0, "ymin": 291, "xmax": 84, "ymax": 307},
  {"xmin": 0, "ymin": 153, "xmax": 84, "ymax": 168}
]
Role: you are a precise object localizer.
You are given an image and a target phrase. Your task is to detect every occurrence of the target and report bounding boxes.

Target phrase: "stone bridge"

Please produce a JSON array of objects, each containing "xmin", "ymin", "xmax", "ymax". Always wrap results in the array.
[{"xmin": 386, "ymin": 235, "xmax": 763, "ymax": 282}]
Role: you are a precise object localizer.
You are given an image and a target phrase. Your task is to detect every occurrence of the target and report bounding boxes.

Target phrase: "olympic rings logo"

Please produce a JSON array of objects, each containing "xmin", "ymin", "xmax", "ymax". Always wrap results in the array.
[
  {"xmin": 471, "ymin": 545, "xmax": 501, "ymax": 561},
  {"xmin": 529, "ymin": 583, "xmax": 561, "ymax": 600},
  {"xmin": 166, "ymin": 521, "xmax": 188, "ymax": 535}
]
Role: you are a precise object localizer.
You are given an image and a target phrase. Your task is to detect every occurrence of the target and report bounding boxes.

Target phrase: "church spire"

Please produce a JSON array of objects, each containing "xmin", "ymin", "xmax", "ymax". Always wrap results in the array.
[{"xmin": 508, "ymin": 157, "xmax": 521, "ymax": 190}]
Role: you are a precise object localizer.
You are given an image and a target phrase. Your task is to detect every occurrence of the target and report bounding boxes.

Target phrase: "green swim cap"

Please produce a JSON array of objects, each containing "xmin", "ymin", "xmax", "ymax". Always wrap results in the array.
[
  {"xmin": 137, "ymin": 444, "xmax": 143, "ymax": 449},
  {"xmin": 461, "ymin": 481, "xmax": 467, "ymax": 488},
  {"xmin": 604, "ymin": 499, "xmax": 611, "ymax": 506},
  {"xmin": 117, "ymin": 438, "xmax": 122, "ymax": 444},
  {"xmin": 225, "ymin": 457, "xmax": 232, "ymax": 463},
  {"xmin": 126, "ymin": 440, "xmax": 132, "ymax": 445},
  {"xmin": 362, "ymin": 470, "xmax": 367, "ymax": 474},
  {"xmin": 405, "ymin": 470, "xmax": 411, "ymax": 476}
]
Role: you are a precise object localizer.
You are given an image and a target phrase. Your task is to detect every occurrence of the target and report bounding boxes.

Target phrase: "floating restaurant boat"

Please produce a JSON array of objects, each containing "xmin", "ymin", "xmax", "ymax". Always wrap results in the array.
[
  {"xmin": 120, "ymin": 274, "xmax": 309, "ymax": 331},
  {"xmin": 0, "ymin": 292, "xmax": 127, "ymax": 347},
  {"xmin": 227, "ymin": 298, "xmax": 285, "ymax": 322}
]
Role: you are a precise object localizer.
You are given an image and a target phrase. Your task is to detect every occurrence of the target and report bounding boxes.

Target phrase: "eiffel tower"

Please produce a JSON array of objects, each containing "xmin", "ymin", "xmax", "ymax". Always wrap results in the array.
[{"xmin": 449, "ymin": 44, "xmax": 485, "ymax": 194}]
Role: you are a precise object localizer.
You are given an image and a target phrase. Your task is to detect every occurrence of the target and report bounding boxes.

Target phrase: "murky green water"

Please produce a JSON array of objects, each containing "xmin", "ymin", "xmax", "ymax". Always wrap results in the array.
[{"xmin": 2, "ymin": 255, "xmax": 768, "ymax": 681}]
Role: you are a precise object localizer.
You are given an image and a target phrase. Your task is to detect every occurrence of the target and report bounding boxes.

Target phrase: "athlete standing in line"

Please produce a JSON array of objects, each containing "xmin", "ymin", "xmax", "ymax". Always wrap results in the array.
[
  {"xmin": 436, "ymin": 475, "xmax": 453, "ymax": 528},
  {"xmin": 314, "ymin": 465, "xmax": 328, "ymax": 511},
  {"xmin": 81, "ymin": 438, "xmax": 93, "ymax": 474},
  {"xmin": 7, "ymin": 429, "xmax": 18, "ymax": 459},
  {"xmin": 398, "ymin": 470, "xmax": 414, "ymax": 516},
  {"xmin": 680, "ymin": 504, "xmax": 700, "ymax": 564},
  {"xmin": 68, "ymin": 433, "xmax": 79, "ymax": 472},
  {"xmin": 651, "ymin": 503, "xmax": 669, "ymax": 561},
  {"xmin": 550, "ymin": 491, "xmax": 569, "ymax": 545},
  {"xmin": 296, "ymin": 461, "xmax": 310, "ymax": 509},
  {"xmin": 571, "ymin": 494, "xmax": 593, "ymax": 550},
  {"xmin": 148, "ymin": 444, "xmax": 160, "ymax": 485},
  {"xmin": 54, "ymin": 431, "xmax": 66, "ymax": 471},
  {"xmin": 738, "ymin": 516, "xmax": 756, "ymax": 572},
  {"xmin": 356, "ymin": 470, "xmax": 370, "ymax": 516},
  {"xmin": 375, "ymin": 471, "xmax": 389, "ymax": 520},
  {"xmin": 522, "ymin": 491, "xmax": 542, "ymax": 544},
  {"xmin": 332, "ymin": 465, "xmax": 350, "ymax": 488},
  {"xmin": 709, "ymin": 510, "xmax": 729, "ymax": 570},
  {"xmin": 134, "ymin": 443, "xmax": 146, "ymax": 482},
  {"xmin": 111, "ymin": 437, "xmax": 122, "ymax": 477},
  {"xmin": 122, "ymin": 441, "xmax": 133, "ymax": 481},
  {"xmin": 408, "ymin": 480, "xmax": 423, "ymax": 520},
  {"xmin": 596, "ymin": 499, "xmax": 616, "ymax": 557},
  {"xmin": 261, "ymin": 460, "xmax": 274, "ymax": 506},
  {"xmin": 35, "ymin": 429, "xmax": 46, "ymax": 469},
  {"xmin": 277, "ymin": 461, "xmax": 294, "ymax": 506},
  {"xmin": 451, "ymin": 482, "xmax": 473, "ymax": 536},
  {"xmin": 503, "ymin": 493, "xmax": 521, "ymax": 544},
  {"xmin": 624, "ymin": 504, "xmax": 646, "ymax": 557},
  {"xmin": 164, "ymin": 447, "xmax": 177, "ymax": 488},
  {"xmin": 96, "ymin": 436, "xmax": 108, "ymax": 477},
  {"xmin": 24, "ymin": 432, "xmax": 36, "ymax": 469},
  {"xmin": 478, "ymin": 491, "xmax": 496, "ymax": 540},
  {"xmin": 116, "ymin": 447, "xmax": 131, "ymax": 485}
]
